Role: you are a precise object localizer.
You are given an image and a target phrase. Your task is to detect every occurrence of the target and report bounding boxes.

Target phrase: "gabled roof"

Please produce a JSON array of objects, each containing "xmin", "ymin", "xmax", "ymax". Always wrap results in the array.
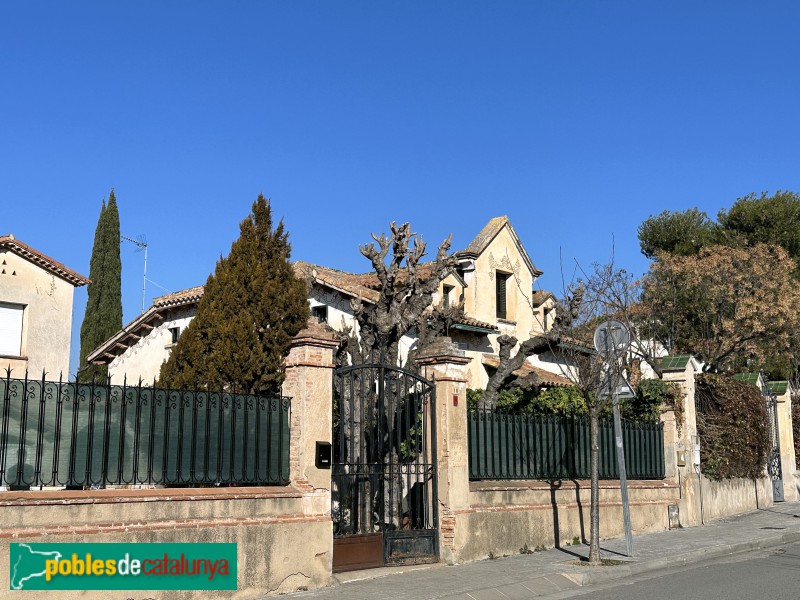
[
  {"xmin": 457, "ymin": 216, "xmax": 543, "ymax": 277},
  {"xmin": 0, "ymin": 234, "xmax": 89, "ymax": 286},
  {"xmin": 87, "ymin": 286, "xmax": 203, "ymax": 365},
  {"xmin": 768, "ymin": 380, "xmax": 790, "ymax": 396},
  {"xmin": 531, "ymin": 290, "xmax": 555, "ymax": 308},
  {"xmin": 293, "ymin": 261, "xmax": 381, "ymax": 303}
]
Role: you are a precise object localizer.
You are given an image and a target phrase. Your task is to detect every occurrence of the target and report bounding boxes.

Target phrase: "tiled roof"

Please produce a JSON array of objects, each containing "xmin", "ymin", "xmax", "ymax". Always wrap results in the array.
[
  {"xmin": 768, "ymin": 381, "xmax": 789, "ymax": 395},
  {"xmin": 153, "ymin": 285, "xmax": 205, "ymax": 308},
  {"xmin": 481, "ymin": 354, "xmax": 573, "ymax": 388},
  {"xmin": 457, "ymin": 216, "xmax": 543, "ymax": 277},
  {"xmin": 453, "ymin": 315, "xmax": 498, "ymax": 331},
  {"xmin": 658, "ymin": 355, "xmax": 693, "ymax": 371},
  {"xmin": 733, "ymin": 372, "xmax": 761, "ymax": 385},
  {"xmin": 0, "ymin": 234, "xmax": 90, "ymax": 286},
  {"xmin": 294, "ymin": 261, "xmax": 381, "ymax": 303},
  {"xmin": 530, "ymin": 290, "xmax": 555, "ymax": 307}
]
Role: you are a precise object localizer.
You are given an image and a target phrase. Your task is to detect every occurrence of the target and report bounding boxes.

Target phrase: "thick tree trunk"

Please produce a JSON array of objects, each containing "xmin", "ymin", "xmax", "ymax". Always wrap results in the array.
[
  {"xmin": 588, "ymin": 407, "xmax": 601, "ymax": 565},
  {"xmin": 482, "ymin": 335, "xmax": 554, "ymax": 408}
]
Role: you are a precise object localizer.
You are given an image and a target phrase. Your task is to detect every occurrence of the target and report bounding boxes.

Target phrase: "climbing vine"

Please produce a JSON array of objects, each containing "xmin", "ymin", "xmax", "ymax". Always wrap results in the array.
[{"xmin": 695, "ymin": 374, "xmax": 770, "ymax": 480}]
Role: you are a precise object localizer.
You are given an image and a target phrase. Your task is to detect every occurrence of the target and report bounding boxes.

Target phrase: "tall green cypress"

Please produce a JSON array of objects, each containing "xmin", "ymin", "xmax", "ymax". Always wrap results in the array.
[
  {"xmin": 78, "ymin": 189, "xmax": 123, "ymax": 382},
  {"xmin": 159, "ymin": 195, "xmax": 309, "ymax": 394}
]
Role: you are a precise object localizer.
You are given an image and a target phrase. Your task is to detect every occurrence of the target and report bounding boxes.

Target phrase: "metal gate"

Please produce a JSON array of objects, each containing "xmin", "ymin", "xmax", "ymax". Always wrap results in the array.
[
  {"xmin": 331, "ymin": 362, "xmax": 438, "ymax": 572},
  {"xmin": 767, "ymin": 392, "xmax": 784, "ymax": 502}
]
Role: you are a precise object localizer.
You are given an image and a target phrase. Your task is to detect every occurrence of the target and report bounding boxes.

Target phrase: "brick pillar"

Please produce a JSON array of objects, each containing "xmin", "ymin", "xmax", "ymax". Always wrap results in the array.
[
  {"xmin": 662, "ymin": 363, "xmax": 701, "ymax": 526},
  {"xmin": 283, "ymin": 319, "xmax": 340, "ymax": 494},
  {"xmin": 416, "ymin": 338, "xmax": 472, "ymax": 564}
]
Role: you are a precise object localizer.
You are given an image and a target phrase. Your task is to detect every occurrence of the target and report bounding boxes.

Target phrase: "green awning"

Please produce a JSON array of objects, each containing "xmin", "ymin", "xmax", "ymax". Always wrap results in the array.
[{"xmin": 451, "ymin": 323, "xmax": 497, "ymax": 335}]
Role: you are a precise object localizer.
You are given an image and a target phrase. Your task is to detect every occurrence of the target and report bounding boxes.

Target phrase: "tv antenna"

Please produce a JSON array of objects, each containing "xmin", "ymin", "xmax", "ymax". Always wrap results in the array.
[{"xmin": 121, "ymin": 234, "xmax": 148, "ymax": 313}]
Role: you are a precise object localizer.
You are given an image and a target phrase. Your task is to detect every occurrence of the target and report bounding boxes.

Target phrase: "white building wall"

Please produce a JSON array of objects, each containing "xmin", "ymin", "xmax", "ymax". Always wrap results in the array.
[
  {"xmin": 107, "ymin": 308, "xmax": 195, "ymax": 385},
  {"xmin": 0, "ymin": 248, "xmax": 75, "ymax": 378}
]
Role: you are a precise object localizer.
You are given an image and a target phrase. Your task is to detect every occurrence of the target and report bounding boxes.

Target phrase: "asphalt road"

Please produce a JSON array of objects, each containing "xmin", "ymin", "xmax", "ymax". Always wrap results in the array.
[{"xmin": 552, "ymin": 541, "xmax": 800, "ymax": 600}]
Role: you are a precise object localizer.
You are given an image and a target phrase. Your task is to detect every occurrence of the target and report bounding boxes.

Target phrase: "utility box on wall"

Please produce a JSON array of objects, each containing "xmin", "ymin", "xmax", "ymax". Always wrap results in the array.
[{"xmin": 315, "ymin": 442, "xmax": 332, "ymax": 469}]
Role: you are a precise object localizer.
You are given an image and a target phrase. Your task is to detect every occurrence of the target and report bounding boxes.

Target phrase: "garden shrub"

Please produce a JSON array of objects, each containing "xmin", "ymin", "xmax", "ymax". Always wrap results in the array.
[
  {"xmin": 468, "ymin": 378, "xmax": 678, "ymax": 423},
  {"xmin": 695, "ymin": 374, "xmax": 770, "ymax": 481}
]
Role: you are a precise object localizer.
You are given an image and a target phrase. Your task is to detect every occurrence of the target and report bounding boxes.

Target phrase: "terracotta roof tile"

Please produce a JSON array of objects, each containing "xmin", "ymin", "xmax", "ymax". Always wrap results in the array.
[
  {"xmin": 294, "ymin": 261, "xmax": 381, "ymax": 303},
  {"xmin": 0, "ymin": 234, "xmax": 89, "ymax": 286},
  {"xmin": 530, "ymin": 290, "xmax": 555, "ymax": 307},
  {"xmin": 453, "ymin": 315, "xmax": 498, "ymax": 331},
  {"xmin": 153, "ymin": 285, "xmax": 205, "ymax": 308}
]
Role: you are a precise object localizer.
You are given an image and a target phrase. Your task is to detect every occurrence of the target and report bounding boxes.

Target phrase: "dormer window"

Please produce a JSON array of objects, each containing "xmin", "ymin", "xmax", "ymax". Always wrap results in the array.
[{"xmin": 496, "ymin": 272, "xmax": 509, "ymax": 319}]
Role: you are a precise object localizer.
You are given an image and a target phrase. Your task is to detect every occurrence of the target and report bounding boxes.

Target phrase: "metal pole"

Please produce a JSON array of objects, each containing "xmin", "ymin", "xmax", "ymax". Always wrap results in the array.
[
  {"xmin": 141, "ymin": 243, "xmax": 148, "ymax": 313},
  {"xmin": 611, "ymin": 369, "xmax": 634, "ymax": 557}
]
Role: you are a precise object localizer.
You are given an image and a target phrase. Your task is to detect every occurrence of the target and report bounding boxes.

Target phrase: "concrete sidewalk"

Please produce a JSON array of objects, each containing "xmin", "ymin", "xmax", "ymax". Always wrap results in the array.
[{"xmin": 283, "ymin": 502, "xmax": 800, "ymax": 600}]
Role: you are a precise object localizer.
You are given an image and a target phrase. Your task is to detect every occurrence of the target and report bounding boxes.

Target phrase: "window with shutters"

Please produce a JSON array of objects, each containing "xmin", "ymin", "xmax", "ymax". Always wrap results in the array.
[
  {"xmin": 311, "ymin": 305, "xmax": 328, "ymax": 323},
  {"xmin": 442, "ymin": 285, "xmax": 454, "ymax": 308},
  {"xmin": 0, "ymin": 302, "xmax": 25, "ymax": 357},
  {"xmin": 495, "ymin": 273, "xmax": 509, "ymax": 319}
]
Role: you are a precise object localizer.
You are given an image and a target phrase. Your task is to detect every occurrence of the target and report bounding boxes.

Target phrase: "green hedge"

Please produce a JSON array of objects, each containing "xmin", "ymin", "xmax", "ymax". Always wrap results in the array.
[{"xmin": 467, "ymin": 378, "xmax": 679, "ymax": 423}]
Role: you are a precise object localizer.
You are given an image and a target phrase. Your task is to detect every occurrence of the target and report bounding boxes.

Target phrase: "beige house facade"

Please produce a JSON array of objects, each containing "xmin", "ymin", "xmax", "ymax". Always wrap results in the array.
[
  {"xmin": 88, "ymin": 216, "xmax": 568, "ymax": 390},
  {"xmin": 0, "ymin": 235, "xmax": 89, "ymax": 378}
]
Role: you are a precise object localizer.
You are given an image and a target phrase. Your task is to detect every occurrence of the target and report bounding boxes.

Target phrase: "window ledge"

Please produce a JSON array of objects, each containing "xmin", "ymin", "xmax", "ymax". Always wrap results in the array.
[
  {"xmin": 0, "ymin": 354, "xmax": 27, "ymax": 361},
  {"xmin": 496, "ymin": 318, "xmax": 517, "ymax": 326}
]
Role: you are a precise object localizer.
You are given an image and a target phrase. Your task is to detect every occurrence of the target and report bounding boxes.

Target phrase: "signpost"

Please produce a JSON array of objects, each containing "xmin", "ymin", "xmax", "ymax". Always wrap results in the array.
[{"xmin": 594, "ymin": 320, "xmax": 635, "ymax": 558}]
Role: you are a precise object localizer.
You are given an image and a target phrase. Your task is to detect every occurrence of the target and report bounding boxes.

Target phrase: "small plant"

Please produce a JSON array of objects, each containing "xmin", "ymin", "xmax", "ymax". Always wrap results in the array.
[
  {"xmin": 488, "ymin": 551, "xmax": 497, "ymax": 560},
  {"xmin": 520, "ymin": 544, "xmax": 534, "ymax": 555},
  {"xmin": 572, "ymin": 536, "xmax": 581, "ymax": 546}
]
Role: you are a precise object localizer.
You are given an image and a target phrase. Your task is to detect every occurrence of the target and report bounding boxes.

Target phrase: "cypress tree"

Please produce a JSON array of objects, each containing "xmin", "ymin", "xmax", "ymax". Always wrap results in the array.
[
  {"xmin": 159, "ymin": 195, "xmax": 309, "ymax": 394},
  {"xmin": 78, "ymin": 189, "xmax": 123, "ymax": 382}
]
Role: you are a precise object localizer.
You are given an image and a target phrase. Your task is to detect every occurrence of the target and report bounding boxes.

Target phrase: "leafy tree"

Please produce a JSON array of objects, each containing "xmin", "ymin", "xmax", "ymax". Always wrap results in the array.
[
  {"xmin": 159, "ymin": 195, "xmax": 308, "ymax": 394},
  {"xmin": 637, "ymin": 208, "xmax": 718, "ymax": 259},
  {"xmin": 642, "ymin": 243, "xmax": 800, "ymax": 373},
  {"xmin": 718, "ymin": 191, "xmax": 800, "ymax": 268},
  {"xmin": 78, "ymin": 189, "xmax": 122, "ymax": 382}
]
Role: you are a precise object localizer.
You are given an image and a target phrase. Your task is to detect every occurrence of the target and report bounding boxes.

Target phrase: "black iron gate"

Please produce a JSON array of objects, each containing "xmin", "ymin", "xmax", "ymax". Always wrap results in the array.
[
  {"xmin": 766, "ymin": 392, "xmax": 785, "ymax": 502},
  {"xmin": 332, "ymin": 362, "xmax": 438, "ymax": 572}
]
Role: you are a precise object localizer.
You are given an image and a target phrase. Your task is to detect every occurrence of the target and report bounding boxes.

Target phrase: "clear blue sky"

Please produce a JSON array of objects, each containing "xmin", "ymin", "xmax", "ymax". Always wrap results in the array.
[{"xmin": 2, "ymin": 2, "xmax": 800, "ymax": 378}]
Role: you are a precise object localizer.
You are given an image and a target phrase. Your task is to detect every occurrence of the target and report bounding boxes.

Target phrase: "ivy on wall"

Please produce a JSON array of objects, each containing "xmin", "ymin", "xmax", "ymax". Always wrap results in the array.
[{"xmin": 695, "ymin": 374, "xmax": 770, "ymax": 481}]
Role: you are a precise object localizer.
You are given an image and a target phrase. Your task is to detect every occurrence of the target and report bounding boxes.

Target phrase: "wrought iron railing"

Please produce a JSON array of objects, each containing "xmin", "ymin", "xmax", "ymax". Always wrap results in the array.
[
  {"xmin": 0, "ymin": 371, "xmax": 290, "ymax": 489},
  {"xmin": 468, "ymin": 409, "xmax": 665, "ymax": 480}
]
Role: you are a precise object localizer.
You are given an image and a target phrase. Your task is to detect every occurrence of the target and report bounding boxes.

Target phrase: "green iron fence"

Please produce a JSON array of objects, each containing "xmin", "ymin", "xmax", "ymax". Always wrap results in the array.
[
  {"xmin": 0, "ymin": 372, "xmax": 291, "ymax": 489},
  {"xmin": 468, "ymin": 409, "xmax": 665, "ymax": 480}
]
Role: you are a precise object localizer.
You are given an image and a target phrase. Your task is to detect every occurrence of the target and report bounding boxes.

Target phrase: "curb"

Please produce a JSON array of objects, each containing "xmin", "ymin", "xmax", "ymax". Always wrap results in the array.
[{"xmin": 562, "ymin": 530, "xmax": 800, "ymax": 586}]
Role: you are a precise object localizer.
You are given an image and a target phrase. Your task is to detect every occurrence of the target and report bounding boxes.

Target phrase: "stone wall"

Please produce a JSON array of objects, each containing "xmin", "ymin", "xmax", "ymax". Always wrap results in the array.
[
  {"xmin": 455, "ymin": 480, "xmax": 678, "ymax": 563},
  {"xmin": 0, "ymin": 487, "xmax": 330, "ymax": 599}
]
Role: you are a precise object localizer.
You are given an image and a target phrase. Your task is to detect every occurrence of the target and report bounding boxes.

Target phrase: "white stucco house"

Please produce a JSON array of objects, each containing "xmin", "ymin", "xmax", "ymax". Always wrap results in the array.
[
  {"xmin": 87, "ymin": 217, "xmax": 573, "ymax": 390},
  {"xmin": 0, "ymin": 235, "xmax": 90, "ymax": 378}
]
